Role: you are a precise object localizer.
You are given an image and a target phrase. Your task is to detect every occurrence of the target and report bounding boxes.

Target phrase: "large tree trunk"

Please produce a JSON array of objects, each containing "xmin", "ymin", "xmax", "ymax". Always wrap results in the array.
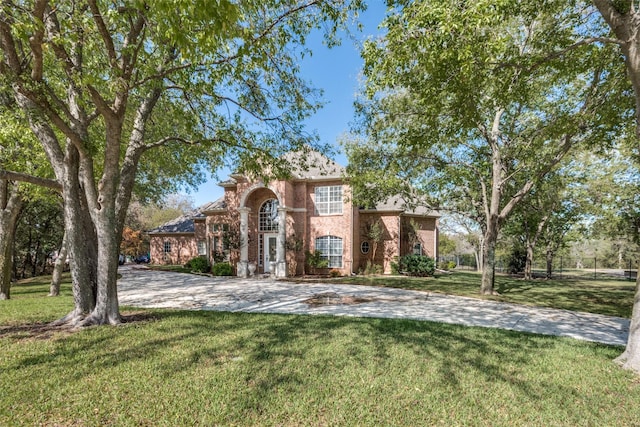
[
  {"xmin": 52, "ymin": 147, "xmax": 98, "ymax": 324},
  {"xmin": 82, "ymin": 211, "xmax": 121, "ymax": 325},
  {"xmin": 593, "ymin": 0, "xmax": 640, "ymax": 373},
  {"xmin": 0, "ymin": 180, "xmax": 23, "ymax": 300},
  {"xmin": 49, "ymin": 230, "xmax": 68, "ymax": 297},
  {"xmin": 480, "ymin": 219, "xmax": 499, "ymax": 294},
  {"xmin": 615, "ymin": 273, "xmax": 640, "ymax": 370},
  {"xmin": 524, "ymin": 242, "xmax": 534, "ymax": 280}
]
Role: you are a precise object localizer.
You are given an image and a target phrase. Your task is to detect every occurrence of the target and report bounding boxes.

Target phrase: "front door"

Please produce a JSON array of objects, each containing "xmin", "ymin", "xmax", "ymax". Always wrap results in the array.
[{"xmin": 264, "ymin": 234, "xmax": 277, "ymax": 272}]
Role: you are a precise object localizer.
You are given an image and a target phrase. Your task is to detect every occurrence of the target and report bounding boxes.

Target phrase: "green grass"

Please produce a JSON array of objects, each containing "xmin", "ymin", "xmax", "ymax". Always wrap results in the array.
[
  {"xmin": 1, "ymin": 276, "xmax": 639, "ymax": 426},
  {"xmin": 319, "ymin": 271, "xmax": 635, "ymax": 318}
]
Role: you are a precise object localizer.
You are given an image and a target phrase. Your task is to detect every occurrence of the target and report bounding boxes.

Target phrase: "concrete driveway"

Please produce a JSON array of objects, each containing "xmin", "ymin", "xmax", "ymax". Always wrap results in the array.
[{"xmin": 117, "ymin": 265, "xmax": 629, "ymax": 346}]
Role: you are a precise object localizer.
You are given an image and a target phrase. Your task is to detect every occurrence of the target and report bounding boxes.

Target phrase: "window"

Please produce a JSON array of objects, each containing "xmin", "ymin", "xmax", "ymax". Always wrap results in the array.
[
  {"xmin": 211, "ymin": 223, "xmax": 230, "ymax": 233},
  {"xmin": 212, "ymin": 236, "xmax": 220, "ymax": 252},
  {"xmin": 259, "ymin": 199, "xmax": 279, "ymax": 231},
  {"xmin": 315, "ymin": 236, "xmax": 343, "ymax": 268},
  {"xmin": 163, "ymin": 241, "xmax": 172, "ymax": 254},
  {"xmin": 315, "ymin": 185, "xmax": 343, "ymax": 215},
  {"xmin": 361, "ymin": 241, "xmax": 370, "ymax": 254},
  {"xmin": 413, "ymin": 243, "xmax": 422, "ymax": 255},
  {"xmin": 197, "ymin": 240, "xmax": 206, "ymax": 256}
]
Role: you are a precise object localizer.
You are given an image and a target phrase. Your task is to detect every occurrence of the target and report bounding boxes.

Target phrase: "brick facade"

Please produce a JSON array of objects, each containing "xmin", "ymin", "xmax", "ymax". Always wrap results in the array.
[{"xmin": 149, "ymin": 153, "xmax": 439, "ymax": 276}]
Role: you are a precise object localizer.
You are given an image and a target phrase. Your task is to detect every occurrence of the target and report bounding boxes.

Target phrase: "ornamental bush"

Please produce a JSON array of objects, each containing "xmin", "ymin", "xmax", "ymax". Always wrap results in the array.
[
  {"xmin": 399, "ymin": 254, "xmax": 435, "ymax": 277},
  {"xmin": 185, "ymin": 257, "xmax": 210, "ymax": 273},
  {"xmin": 212, "ymin": 262, "xmax": 233, "ymax": 276}
]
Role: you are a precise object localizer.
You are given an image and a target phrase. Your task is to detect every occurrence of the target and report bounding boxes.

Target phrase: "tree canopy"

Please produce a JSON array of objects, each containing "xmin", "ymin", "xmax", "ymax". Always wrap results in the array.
[
  {"xmin": 346, "ymin": 0, "xmax": 631, "ymax": 293},
  {"xmin": 0, "ymin": 0, "xmax": 364, "ymax": 324}
]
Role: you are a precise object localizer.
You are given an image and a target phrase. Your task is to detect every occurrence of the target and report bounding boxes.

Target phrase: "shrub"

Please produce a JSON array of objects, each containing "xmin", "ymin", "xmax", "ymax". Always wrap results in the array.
[
  {"xmin": 212, "ymin": 262, "xmax": 233, "ymax": 276},
  {"xmin": 437, "ymin": 262, "xmax": 450, "ymax": 271},
  {"xmin": 185, "ymin": 257, "xmax": 210, "ymax": 273},
  {"xmin": 362, "ymin": 260, "xmax": 383, "ymax": 276},
  {"xmin": 448, "ymin": 261, "xmax": 457, "ymax": 270},
  {"xmin": 507, "ymin": 247, "xmax": 527, "ymax": 274},
  {"xmin": 212, "ymin": 250, "xmax": 226, "ymax": 263},
  {"xmin": 329, "ymin": 269, "xmax": 342, "ymax": 278},
  {"xmin": 390, "ymin": 257, "xmax": 399, "ymax": 275},
  {"xmin": 399, "ymin": 255, "xmax": 435, "ymax": 277},
  {"xmin": 306, "ymin": 250, "xmax": 329, "ymax": 273}
]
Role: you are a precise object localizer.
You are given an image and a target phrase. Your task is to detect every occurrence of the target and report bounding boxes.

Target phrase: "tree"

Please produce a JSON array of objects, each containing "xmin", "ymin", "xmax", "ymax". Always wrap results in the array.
[
  {"xmin": 0, "ymin": 88, "xmax": 56, "ymax": 298},
  {"xmin": 120, "ymin": 227, "xmax": 144, "ymax": 259},
  {"xmin": 347, "ymin": 0, "xmax": 627, "ymax": 295},
  {"xmin": 13, "ymin": 195, "xmax": 64, "ymax": 279},
  {"xmin": 587, "ymin": 0, "xmax": 640, "ymax": 373},
  {"xmin": 363, "ymin": 219, "xmax": 384, "ymax": 264},
  {"xmin": 438, "ymin": 234, "xmax": 457, "ymax": 259},
  {"xmin": 0, "ymin": 179, "xmax": 22, "ymax": 299},
  {"xmin": 49, "ymin": 230, "xmax": 67, "ymax": 297},
  {"xmin": 502, "ymin": 156, "xmax": 594, "ymax": 280},
  {"xmin": 0, "ymin": 0, "xmax": 363, "ymax": 325},
  {"xmin": 439, "ymin": 214, "xmax": 485, "ymax": 271}
]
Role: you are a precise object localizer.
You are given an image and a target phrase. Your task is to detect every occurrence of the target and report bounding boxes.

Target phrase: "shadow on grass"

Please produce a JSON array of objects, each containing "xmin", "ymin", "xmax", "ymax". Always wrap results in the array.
[
  {"xmin": 4, "ymin": 308, "xmax": 622, "ymax": 420},
  {"xmin": 332, "ymin": 271, "xmax": 634, "ymax": 318}
]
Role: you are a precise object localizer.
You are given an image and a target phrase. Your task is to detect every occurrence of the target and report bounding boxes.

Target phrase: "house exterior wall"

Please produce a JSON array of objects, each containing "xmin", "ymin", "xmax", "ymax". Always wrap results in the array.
[
  {"xmin": 305, "ymin": 180, "xmax": 354, "ymax": 275},
  {"xmin": 149, "ymin": 234, "xmax": 198, "ymax": 265},
  {"xmin": 400, "ymin": 216, "xmax": 438, "ymax": 258},
  {"xmin": 357, "ymin": 212, "xmax": 401, "ymax": 274},
  {"xmin": 149, "ymin": 174, "xmax": 439, "ymax": 276}
]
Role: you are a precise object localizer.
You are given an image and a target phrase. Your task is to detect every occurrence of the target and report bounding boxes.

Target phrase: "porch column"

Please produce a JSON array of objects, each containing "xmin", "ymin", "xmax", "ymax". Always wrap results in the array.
[
  {"xmin": 238, "ymin": 207, "xmax": 250, "ymax": 278},
  {"xmin": 276, "ymin": 207, "xmax": 287, "ymax": 278}
]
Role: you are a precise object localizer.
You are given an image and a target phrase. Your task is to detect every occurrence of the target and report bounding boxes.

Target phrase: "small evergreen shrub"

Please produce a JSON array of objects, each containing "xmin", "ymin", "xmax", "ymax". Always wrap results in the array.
[
  {"xmin": 390, "ymin": 257, "xmax": 399, "ymax": 275},
  {"xmin": 329, "ymin": 269, "xmax": 342, "ymax": 278},
  {"xmin": 185, "ymin": 257, "xmax": 210, "ymax": 273},
  {"xmin": 437, "ymin": 262, "xmax": 450, "ymax": 271},
  {"xmin": 507, "ymin": 247, "xmax": 527, "ymax": 274},
  {"xmin": 399, "ymin": 255, "xmax": 435, "ymax": 277},
  {"xmin": 363, "ymin": 260, "xmax": 383, "ymax": 276},
  {"xmin": 212, "ymin": 262, "xmax": 233, "ymax": 276},
  {"xmin": 447, "ymin": 261, "xmax": 457, "ymax": 270},
  {"xmin": 305, "ymin": 250, "xmax": 329, "ymax": 273}
]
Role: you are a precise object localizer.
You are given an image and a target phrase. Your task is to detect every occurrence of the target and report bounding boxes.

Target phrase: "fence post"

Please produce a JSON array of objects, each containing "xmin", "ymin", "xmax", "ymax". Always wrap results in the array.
[{"xmin": 594, "ymin": 256, "xmax": 597, "ymax": 280}]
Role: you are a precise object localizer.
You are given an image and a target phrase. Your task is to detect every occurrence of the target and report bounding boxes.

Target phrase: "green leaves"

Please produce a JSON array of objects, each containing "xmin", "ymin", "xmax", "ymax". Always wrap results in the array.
[{"xmin": 350, "ymin": 0, "xmax": 631, "ymax": 214}]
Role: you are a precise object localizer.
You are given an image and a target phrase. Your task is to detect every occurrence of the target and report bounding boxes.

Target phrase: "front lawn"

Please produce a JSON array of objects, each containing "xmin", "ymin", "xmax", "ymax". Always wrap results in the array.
[
  {"xmin": 323, "ymin": 271, "xmax": 635, "ymax": 318},
  {"xmin": 1, "ymin": 276, "xmax": 639, "ymax": 426}
]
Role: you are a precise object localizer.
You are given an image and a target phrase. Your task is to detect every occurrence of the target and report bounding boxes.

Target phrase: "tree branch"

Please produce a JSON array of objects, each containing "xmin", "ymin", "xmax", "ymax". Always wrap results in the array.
[
  {"xmin": 0, "ymin": 169, "xmax": 62, "ymax": 191},
  {"xmin": 28, "ymin": 0, "xmax": 47, "ymax": 81},
  {"xmin": 87, "ymin": 0, "xmax": 118, "ymax": 69}
]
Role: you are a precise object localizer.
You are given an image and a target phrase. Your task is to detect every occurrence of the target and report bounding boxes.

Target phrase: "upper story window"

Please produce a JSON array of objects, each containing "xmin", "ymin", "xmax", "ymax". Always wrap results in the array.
[
  {"xmin": 315, "ymin": 185, "xmax": 343, "ymax": 215},
  {"xmin": 211, "ymin": 223, "xmax": 229, "ymax": 233},
  {"xmin": 259, "ymin": 199, "xmax": 279, "ymax": 232}
]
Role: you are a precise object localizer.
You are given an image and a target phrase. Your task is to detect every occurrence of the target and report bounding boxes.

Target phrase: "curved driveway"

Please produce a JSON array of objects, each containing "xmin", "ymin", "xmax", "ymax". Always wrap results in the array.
[{"xmin": 117, "ymin": 266, "xmax": 629, "ymax": 346}]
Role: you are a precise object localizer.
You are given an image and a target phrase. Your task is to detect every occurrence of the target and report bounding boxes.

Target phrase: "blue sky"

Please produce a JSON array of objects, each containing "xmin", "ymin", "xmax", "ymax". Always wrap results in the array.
[{"xmin": 188, "ymin": 3, "xmax": 387, "ymax": 206}]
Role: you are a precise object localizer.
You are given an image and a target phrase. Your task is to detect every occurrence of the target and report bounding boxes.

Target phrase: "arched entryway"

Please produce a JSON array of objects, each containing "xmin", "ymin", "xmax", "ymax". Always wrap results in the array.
[{"xmin": 237, "ymin": 185, "xmax": 287, "ymax": 278}]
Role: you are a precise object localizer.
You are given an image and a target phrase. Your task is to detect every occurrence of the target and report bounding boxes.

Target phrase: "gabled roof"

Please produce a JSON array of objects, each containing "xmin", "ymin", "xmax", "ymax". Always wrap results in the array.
[
  {"xmin": 148, "ymin": 196, "xmax": 225, "ymax": 234},
  {"xmin": 361, "ymin": 194, "xmax": 440, "ymax": 217},
  {"xmin": 285, "ymin": 149, "xmax": 344, "ymax": 180},
  {"xmin": 218, "ymin": 149, "xmax": 345, "ymax": 187},
  {"xmin": 197, "ymin": 197, "xmax": 227, "ymax": 215}
]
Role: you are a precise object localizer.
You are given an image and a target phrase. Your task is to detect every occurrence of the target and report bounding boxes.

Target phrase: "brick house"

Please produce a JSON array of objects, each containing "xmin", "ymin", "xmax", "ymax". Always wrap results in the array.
[{"xmin": 148, "ymin": 152, "xmax": 439, "ymax": 277}]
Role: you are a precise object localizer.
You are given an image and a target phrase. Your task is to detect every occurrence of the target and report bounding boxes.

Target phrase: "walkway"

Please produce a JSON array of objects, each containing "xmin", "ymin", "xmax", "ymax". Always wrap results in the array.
[{"xmin": 117, "ymin": 266, "xmax": 630, "ymax": 346}]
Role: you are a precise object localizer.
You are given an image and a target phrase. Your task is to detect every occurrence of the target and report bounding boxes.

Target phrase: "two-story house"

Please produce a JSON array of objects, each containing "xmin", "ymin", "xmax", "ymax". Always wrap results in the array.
[{"xmin": 148, "ymin": 151, "xmax": 439, "ymax": 277}]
